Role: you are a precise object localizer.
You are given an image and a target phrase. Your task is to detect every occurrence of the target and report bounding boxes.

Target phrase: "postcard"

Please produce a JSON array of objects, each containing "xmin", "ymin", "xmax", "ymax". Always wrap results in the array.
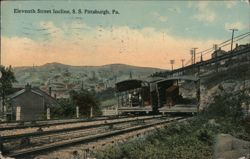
[{"xmin": 0, "ymin": 0, "xmax": 249, "ymax": 159}]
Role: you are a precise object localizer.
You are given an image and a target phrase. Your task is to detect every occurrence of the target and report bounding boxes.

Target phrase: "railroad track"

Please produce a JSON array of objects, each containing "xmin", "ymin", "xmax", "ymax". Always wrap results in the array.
[
  {"xmin": 2, "ymin": 116, "xmax": 161, "ymax": 143},
  {"xmin": 0, "ymin": 116, "xmax": 127, "ymax": 131},
  {"xmin": 1, "ymin": 116, "xmax": 162, "ymax": 150},
  {"xmin": 1, "ymin": 116, "xmax": 187, "ymax": 158},
  {"xmin": 0, "ymin": 115, "xmax": 162, "ymax": 137}
]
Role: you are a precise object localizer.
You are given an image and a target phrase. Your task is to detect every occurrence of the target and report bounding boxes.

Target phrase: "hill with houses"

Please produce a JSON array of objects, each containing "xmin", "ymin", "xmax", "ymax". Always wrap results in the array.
[{"xmin": 12, "ymin": 63, "xmax": 164, "ymax": 98}]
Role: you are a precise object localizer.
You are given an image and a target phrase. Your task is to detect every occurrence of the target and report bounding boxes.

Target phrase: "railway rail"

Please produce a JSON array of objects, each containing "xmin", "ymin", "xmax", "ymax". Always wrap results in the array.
[
  {"xmin": 1, "ymin": 115, "xmax": 162, "ymax": 141},
  {"xmin": 0, "ymin": 116, "xmax": 121, "ymax": 131},
  {"xmin": 0, "ymin": 114, "xmax": 150, "ymax": 131},
  {"xmin": 1, "ymin": 116, "xmax": 188, "ymax": 158}
]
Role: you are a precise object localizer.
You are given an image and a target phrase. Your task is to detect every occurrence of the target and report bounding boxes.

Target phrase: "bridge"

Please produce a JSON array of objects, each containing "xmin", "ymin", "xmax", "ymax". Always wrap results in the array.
[{"xmin": 153, "ymin": 43, "xmax": 250, "ymax": 78}]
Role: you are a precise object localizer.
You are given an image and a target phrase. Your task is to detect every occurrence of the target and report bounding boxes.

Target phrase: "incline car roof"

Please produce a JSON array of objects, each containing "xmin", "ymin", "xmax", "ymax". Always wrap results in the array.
[{"xmin": 115, "ymin": 79, "xmax": 148, "ymax": 92}]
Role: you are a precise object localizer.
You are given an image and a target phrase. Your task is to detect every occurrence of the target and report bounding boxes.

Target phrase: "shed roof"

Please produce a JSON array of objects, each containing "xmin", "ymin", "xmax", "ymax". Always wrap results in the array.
[
  {"xmin": 6, "ymin": 87, "xmax": 60, "ymax": 107},
  {"xmin": 6, "ymin": 89, "xmax": 26, "ymax": 99}
]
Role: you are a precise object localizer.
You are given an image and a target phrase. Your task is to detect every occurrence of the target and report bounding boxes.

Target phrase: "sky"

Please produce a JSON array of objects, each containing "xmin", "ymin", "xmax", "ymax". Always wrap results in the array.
[{"xmin": 1, "ymin": 0, "xmax": 250, "ymax": 69}]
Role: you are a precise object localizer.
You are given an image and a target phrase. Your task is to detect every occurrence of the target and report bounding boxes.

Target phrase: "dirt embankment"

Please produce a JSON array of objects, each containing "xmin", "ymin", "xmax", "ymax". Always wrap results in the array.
[
  {"xmin": 200, "ymin": 79, "xmax": 250, "ymax": 110},
  {"xmin": 214, "ymin": 134, "xmax": 250, "ymax": 159}
]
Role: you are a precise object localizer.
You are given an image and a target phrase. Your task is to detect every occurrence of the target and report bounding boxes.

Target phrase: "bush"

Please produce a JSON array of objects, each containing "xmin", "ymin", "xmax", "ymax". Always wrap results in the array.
[
  {"xmin": 196, "ymin": 129, "xmax": 214, "ymax": 146},
  {"xmin": 50, "ymin": 98, "xmax": 75, "ymax": 119},
  {"xmin": 95, "ymin": 121, "xmax": 213, "ymax": 159}
]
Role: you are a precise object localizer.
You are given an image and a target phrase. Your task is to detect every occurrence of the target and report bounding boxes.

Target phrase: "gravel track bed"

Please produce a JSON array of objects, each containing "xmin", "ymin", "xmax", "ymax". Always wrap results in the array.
[
  {"xmin": 1, "ymin": 116, "xmax": 160, "ymax": 136},
  {"xmin": 3, "ymin": 118, "xmax": 164, "ymax": 153}
]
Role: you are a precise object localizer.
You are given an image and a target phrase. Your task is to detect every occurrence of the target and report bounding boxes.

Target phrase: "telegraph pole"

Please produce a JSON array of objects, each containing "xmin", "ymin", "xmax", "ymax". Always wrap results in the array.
[
  {"xmin": 181, "ymin": 59, "xmax": 185, "ymax": 75},
  {"xmin": 190, "ymin": 50, "xmax": 194, "ymax": 65},
  {"xmin": 170, "ymin": 60, "xmax": 175, "ymax": 71},
  {"xmin": 181, "ymin": 59, "xmax": 185, "ymax": 68},
  {"xmin": 230, "ymin": 28, "xmax": 238, "ymax": 51},
  {"xmin": 192, "ymin": 48, "xmax": 198, "ymax": 64}
]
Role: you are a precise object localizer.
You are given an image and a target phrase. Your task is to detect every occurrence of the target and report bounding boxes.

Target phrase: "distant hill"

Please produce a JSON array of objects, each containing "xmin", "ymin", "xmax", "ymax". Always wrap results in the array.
[{"xmin": 13, "ymin": 63, "xmax": 165, "ymax": 89}]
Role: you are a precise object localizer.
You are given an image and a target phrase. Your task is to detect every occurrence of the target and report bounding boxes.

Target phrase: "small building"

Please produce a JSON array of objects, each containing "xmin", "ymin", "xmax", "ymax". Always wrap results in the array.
[
  {"xmin": 211, "ymin": 48, "xmax": 227, "ymax": 58},
  {"xmin": 95, "ymin": 82, "xmax": 106, "ymax": 92},
  {"xmin": 3, "ymin": 84, "xmax": 60, "ymax": 121},
  {"xmin": 40, "ymin": 83, "xmax": 70, "ymax": 99},
  {"xmin": 233, "ymin": 43, "xmax": 250, "ymax": 52}
]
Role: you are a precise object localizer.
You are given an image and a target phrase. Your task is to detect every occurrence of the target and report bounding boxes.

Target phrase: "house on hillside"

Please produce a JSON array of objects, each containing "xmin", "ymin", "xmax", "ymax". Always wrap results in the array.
[
  {"xmin": 95, "ymin": 82, "xmax": 106, "ymax": 92},
  {"xmin": 40, "ymin": 82, "xmax": 70, "ymax": 99},
  {"xmin": 233, "ymin": 43, "xmax": 250, "ymax": 52},
  {"xmin": 211, "ymin": 48, "xmax": 227, "ymax": 58},
  {"xmin": 1, "ymin": 84, "xmax": 60, "ymax": 121}
]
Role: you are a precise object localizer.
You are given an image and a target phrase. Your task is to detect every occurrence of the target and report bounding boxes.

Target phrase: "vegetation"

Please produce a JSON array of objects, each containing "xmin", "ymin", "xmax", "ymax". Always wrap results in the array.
[
  {"xmin": 0, "ymin": 66, "xmax": 16, "ymax": 108},
  {"xmin": 51, "ymin": 82, "xmax": 117, "ymax": 119},
  {"xmin": 94, "ymin": 92, "xmax": 250, "ymax": 159},
  {"xmin": 70, "ymin": 89, "xmax": 102, "ymax": 117},
  {"xmin": 51, "ymin": 98, "xmax": 75, "ymax": 118},
  {"xmin": 51, "ymin": 89, "xmax": 102, "ymax": 118},
  {"xmin": 96, "ymin": 88, "xmax": 116, "ymax": 106}
]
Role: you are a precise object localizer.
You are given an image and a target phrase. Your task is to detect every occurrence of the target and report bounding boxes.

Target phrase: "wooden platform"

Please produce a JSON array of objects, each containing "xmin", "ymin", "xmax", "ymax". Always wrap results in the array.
[
  {"xmin": 159, "ymin": 104, "xmax": 198, "ymax": 113},
  {"xmin": 118, "ymin": 106, "xmax": 152, "ymax": 113}
]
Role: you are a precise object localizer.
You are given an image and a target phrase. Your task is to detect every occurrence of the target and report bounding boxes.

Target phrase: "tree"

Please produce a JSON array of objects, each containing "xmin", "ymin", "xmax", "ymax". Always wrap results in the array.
[
  {"xmin": 51, "ymin": 98, "xmax": 75, "ymax": 119},
  {"xmin": 0, "ymin": 65, "xmax": 16, "ymax": 113},
  {"xmin": 70, "ymin": 89, "xmax": 101, "ymax": 117}
]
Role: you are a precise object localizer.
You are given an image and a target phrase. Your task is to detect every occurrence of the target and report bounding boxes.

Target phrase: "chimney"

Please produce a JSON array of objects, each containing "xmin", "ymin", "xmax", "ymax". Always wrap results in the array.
[
  {"xmin": 235, "ymin": 43, "xmax": 238, "ymax": 48},
  {"xmin": 25, "ymin": 83, "xmax": 31, "ymax": 91},
  {"xmin": 49, "ymin": 87, "xmax": 52, "ymax": 96}
]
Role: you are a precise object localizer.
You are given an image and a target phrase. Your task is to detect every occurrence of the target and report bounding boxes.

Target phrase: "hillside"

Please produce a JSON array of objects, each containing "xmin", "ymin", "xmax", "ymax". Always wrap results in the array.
[{"xmin": 13, "ymin": 63, "xmax": 164, "ymax": 89}]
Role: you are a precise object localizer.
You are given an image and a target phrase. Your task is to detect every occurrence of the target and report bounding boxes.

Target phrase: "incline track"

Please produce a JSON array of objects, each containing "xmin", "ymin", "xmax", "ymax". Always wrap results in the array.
[
  {"xmin": 1, "ymin": 116, "xmax": 188, "ymax": 158},
  {"xmin": 156, "ymin": 45, "xmax": 250, "ymax": 77}
]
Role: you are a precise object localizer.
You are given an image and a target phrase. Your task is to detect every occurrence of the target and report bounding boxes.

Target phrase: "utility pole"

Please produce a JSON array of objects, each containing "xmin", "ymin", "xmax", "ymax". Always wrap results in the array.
[
  {"xmin": 181, "ymin": 59, "xmax": 185, "ymax": 68},
  {"xmin": 129, "ymin": 71, "xmax": 132, "ymax": 79},
  {"xmin": 181, "ymin": 59, "xmax": 185, "ymax": 75},
  {"xmin": 192, "ymin": 48, "xmax": 198, "ymax": 64},
  {"xmin": 230, "ymin": 28, "xmax": 238, "ymax": 51},
  {"xmin": 170, "ymin": 60, "xmax": 175, "ymax": 71},
  {"xmin": 190, "ymin": 50, "xmax": 194, "ymax": 65}
]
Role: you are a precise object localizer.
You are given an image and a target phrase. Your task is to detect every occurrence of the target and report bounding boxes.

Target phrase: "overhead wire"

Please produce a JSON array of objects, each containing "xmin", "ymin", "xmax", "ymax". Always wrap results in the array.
[{"xmin": 188, "ymin": 32, "xmax": 250, "ymax": 66}]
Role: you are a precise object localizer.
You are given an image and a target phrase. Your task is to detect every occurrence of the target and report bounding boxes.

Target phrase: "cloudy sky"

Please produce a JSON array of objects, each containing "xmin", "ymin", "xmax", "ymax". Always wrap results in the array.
[{"xmin": 1, "ymin": 0, "xmax": 249, "ymax": 69}]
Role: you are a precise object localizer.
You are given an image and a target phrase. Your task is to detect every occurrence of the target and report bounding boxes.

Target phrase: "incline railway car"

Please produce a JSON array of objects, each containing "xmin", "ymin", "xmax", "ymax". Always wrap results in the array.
[
  {"xmin": 156, "ymin": 76, "xmax": 200, "ymax": 114},
  {"xmin": 115, "ymin": 76, "xmax": 200, "ymax": 115},
  {"xmin": 115, "ymin": 79, "xmax": 152, "ymax": 115}
]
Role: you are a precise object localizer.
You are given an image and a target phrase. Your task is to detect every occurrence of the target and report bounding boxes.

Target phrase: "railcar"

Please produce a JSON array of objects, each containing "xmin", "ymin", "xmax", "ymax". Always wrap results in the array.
[
  {"xmin": 155, "ymin": 76, "xmax": 199, "ymax": 114},
  {"xmin": 115, "ymin": 79, "xmax": 152, "ymax": 115},
  {"xmin": 115, "ymin": 76, "xmax": 200, "ymax": 115}
]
